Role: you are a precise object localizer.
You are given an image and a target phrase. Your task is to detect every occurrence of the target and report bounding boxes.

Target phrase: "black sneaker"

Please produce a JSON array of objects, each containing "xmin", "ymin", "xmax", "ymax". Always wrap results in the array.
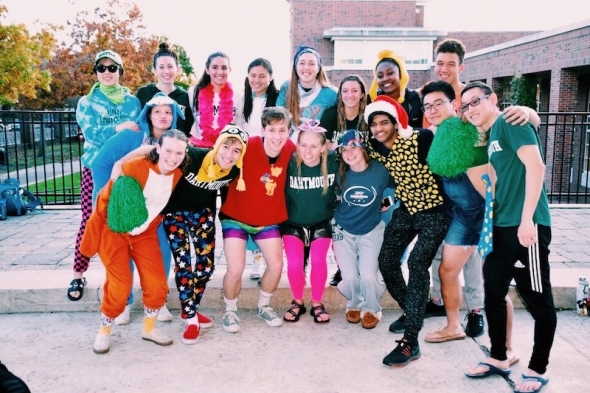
[
  {"xmin": 389, "ymin": 313, "xmax": 406, "ymax": 333},
  {"xmin": 424, "ymin": 299, "xmax": 447, "ymax": 318},
  {"xmin": 383, "ymin": 338, "xmax": 421, "ymax": 367},
  {"xmin": 329, "ymin": 269, "xmax": 342, "ymax": 286},
  {"xmin": 464, "ymin": 311, "xmax": 484, "ymax": 337}
]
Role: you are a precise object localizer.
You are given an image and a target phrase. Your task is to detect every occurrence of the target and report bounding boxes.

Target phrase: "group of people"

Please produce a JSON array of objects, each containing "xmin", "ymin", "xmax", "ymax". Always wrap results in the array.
[{"xmin": 68, "ymin": 38, "xmax": 555, "ymax": 393}]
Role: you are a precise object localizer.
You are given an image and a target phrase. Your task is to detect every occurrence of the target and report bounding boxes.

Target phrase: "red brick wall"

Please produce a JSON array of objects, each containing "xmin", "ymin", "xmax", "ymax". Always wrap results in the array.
[
  {"xmin": 441, "ymin": 31, "xmax": 540, "ymax": 53},
  {"xmin": 289, "ymin": 0, "xmax": 418, "ymax": 65}
]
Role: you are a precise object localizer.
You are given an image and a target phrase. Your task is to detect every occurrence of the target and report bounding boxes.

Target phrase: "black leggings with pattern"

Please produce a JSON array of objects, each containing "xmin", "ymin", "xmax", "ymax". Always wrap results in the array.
[{"xmin": 379, "ymin": 207, "xmax": 451, "ymax": 340}]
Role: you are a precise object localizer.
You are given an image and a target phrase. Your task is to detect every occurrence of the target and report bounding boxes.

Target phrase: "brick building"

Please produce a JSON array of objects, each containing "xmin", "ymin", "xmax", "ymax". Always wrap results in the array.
[{"xmin": 286, "ymin": 0, "xmax": 590, "ymax": 198}]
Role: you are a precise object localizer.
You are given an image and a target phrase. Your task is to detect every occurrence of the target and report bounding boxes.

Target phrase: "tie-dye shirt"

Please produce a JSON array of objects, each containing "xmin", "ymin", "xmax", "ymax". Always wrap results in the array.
[{"xmin": 76, "ymin": 88, "xmax": 141, "ymax": 168}]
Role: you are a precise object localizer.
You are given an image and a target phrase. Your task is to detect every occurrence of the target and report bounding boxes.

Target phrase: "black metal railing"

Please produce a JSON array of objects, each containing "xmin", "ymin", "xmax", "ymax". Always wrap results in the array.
[
  {"xmin": 1, "ymin": 110, "xmax": 589, "ymax": 206},
  {"xmin": 538, "ymin": 112, "xmax": 590, "ymax": 204},
  {"xmin": 0, "ymin": 110, "xmax": 83, "ymax": 206}
]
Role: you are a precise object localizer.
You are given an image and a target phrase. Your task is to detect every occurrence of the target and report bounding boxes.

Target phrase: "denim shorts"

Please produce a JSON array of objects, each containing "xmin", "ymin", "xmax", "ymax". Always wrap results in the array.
[{"xmin": 443, "ymin": 174, "xmax": 485, "ymax": 246}]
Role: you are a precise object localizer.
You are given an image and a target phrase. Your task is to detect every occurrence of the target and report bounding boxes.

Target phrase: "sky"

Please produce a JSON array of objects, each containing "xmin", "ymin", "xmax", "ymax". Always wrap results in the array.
[{"xmin": 2, "ymin": 0, "xmax": 590, "ymax": 87}]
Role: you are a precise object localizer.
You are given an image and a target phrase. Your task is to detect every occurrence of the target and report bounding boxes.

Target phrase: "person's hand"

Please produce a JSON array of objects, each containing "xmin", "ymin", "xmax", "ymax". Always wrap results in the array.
[
  {"xmin": 110, "ymin": 161, "xmax": 124, "ymax": 180},
  {"xmin": 517, "ymin": 219, "xmax": 537, "ymax": 247},
  {"xmin": 503, "ymin": 106, "xmax": 530, "ymax": 126},
  {"xmin": 115, "ymin": 121, "xmax": 139, "ymax": 132}
]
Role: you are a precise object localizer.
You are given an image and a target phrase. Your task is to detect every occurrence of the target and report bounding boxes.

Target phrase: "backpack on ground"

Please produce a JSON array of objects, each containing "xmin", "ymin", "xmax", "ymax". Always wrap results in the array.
[{"xmin": 0, "ymin": 178, "xmax": 42, "ymax": 217}]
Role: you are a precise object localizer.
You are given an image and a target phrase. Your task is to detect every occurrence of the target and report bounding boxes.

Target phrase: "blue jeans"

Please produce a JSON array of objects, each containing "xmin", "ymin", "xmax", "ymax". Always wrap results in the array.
[{"xmin": 443, "ymin": 174, "xmax": 485, "ymax": 246}]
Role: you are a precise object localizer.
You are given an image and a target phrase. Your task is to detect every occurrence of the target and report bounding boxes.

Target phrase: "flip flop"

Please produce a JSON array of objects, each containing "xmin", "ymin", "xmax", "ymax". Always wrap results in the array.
[
  {"xmin": 67, "ymin": 277, "xmax": 87, "ymax": 301},
  {"xmin": 425, "ymin": 328, "xmax": 467, "ymax": 343},
  {"xmin": 465, "ymin": 362, "xmax": 511, "ymax": 379},
  {"xmin": 514, "ymin": 374, "xmax": 549, "ymax": 393}
]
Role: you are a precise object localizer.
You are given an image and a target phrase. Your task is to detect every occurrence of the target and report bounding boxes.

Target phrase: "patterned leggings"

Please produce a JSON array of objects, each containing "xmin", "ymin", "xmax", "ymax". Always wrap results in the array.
[
  {"xmin": 163, "ymin": 208, "xmax": 215, "ymax": 319},
  {"xmin": 379, "ymin": 208, "xmax": 451, "ymax": 339},
  {"xmin": 73, "ymin": 167, "xmax": 93, "ymax": 273}
]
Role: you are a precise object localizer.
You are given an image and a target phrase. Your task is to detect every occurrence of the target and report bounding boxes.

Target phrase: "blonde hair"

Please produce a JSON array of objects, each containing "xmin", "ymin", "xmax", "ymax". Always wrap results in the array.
[{"xmin": 295, "ymin": 131, "xmax": 330, "ymax": 195}]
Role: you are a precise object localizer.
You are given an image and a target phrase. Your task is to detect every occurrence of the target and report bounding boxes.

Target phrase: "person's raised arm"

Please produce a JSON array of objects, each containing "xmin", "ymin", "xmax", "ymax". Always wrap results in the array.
[
  {"xmin": 503, "ymin": 106, "xmax": 541, "ymax": 128},
  {"xmin": 110, "ymin": 145, "xmax": 155, "ymax": 180}
]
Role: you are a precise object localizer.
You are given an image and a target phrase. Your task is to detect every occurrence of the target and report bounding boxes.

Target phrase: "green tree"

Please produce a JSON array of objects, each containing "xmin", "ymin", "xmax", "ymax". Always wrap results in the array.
[
  {"xmin": 18, "ymin": 1, "xmax": 195, "ymax": 109},
  {"xmin": 0, "ymin": 5, "xmax": 56, "ymax": 106},
  {"xmin": 510, "ymin": 74, "xmax": 538, "ymax": 111}
]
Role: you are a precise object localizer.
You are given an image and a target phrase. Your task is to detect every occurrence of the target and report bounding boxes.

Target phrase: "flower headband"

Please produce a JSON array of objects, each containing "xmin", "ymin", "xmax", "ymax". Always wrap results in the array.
[{"xmin": 297, "ymin": 119, "xmax": 326, "ymax": 133}]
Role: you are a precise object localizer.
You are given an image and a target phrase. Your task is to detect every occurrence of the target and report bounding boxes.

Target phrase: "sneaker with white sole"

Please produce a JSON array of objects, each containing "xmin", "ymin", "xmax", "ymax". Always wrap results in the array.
[
  {"xmin": 222, "ymin": 311, "xmax": 240, "ymax": 333},
  {"xmin": 182, "ymin": 324, "xmax": 200, "ymax": 345},
  {"xmin": 250, "ymin": 253, "xmax": 265, "ymax": 280},
  {"xmin": 181, "ymin": 311, "xmax": 213, "ymax": 328},
  {"xmin": 258, "ymin": 306, "xmax": 283, "ymax": 327},
  {"xmin": 141, "ymin": 316, "xmax": 173, "ymax": 346},
  {"xmin": 197, "ymin": 312, "xmax": 213, "ymax": 328},
  {"xmin": 157, "ymin": 305, "xmax": 173, "ymax": 322},
  {"xmin": 114, "ymin": 305, "xmax": 131, "ymax": 326},
  {"xmin": 93, "ymin": 326, "xmax": 111, "ymax": 354}
]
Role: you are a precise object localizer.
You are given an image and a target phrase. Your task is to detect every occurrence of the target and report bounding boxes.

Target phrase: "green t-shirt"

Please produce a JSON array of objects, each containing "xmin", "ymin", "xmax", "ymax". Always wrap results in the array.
[
  {"xmin": 488, "ymin": 116, "xmax": 551, "ymax": 227},
  {"xmin": 285, "ymin": 151, "xmax": 338, "ymax": 227}
]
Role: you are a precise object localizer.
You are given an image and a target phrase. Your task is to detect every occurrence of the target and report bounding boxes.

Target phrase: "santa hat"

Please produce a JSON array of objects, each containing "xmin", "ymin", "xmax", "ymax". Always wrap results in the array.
[
  {"xmin": 364, "ymin": 95, "xmax": 414, "ymax": 139},
  {"xmin": 205, "ymin": 125, "xmax": 248, "ymax": 191},
  {"xmin": 368, "ymin": 50, "xmax": 410, "ymax": 103}
]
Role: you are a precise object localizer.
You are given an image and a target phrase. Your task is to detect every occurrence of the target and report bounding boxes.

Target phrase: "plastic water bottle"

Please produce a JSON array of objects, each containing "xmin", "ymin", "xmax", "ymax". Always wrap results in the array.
[{"xmin": 576, "ymin": 277, "xmax": 588, "ymax": 316}]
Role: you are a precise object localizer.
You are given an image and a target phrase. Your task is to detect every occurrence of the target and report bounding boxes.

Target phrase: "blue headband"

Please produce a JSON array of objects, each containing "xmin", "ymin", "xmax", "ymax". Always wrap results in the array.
[{"xmin": 293, "ymin": 45, "xmax": 322, "ymax": 69}]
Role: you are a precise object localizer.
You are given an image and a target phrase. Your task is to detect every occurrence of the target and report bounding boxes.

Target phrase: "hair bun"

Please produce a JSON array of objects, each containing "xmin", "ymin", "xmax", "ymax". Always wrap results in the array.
[{"xmin": 158, "ymin": 42, "xmax": 170, "ymax": 52}]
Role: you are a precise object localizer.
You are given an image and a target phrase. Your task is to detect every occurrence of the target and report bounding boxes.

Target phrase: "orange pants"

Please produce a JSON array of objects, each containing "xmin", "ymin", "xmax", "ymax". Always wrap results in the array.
[{"xmin": 98, "ymin": 226, "xmax": 168, "ymax": 318}]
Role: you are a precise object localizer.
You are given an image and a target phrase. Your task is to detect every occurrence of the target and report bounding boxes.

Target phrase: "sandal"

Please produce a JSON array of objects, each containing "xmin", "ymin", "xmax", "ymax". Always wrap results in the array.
[
  {"xmin": 310, "ymin": 303, "xmax": 330, "ymax": 323},
  {"xmin": 284, "ymin": 300, "xmax": 306, "ymax": 322},
  {"xmin": 67, "ymin": 277, "xmax": 87, "ymax": 301}
]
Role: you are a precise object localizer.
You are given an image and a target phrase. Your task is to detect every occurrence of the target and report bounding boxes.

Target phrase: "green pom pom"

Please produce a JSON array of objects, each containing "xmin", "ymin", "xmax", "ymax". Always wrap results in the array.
[
  {"xmin": 107, "ymin": 176, "xmax": 148, "ymax": 233},
  {"xmin": 427, "ymin": 117, "xmax": 479, "ymax": 178}
]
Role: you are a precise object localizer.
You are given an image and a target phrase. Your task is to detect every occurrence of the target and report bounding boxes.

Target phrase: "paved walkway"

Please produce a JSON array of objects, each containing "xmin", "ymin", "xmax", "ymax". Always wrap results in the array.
[
  {"xmin": 0, "ymin": 206, "xmax": 589, "ymax": 392},
  {"xmin": 0, "ymin": 206, "xmax": 588, "ymax": 313}
]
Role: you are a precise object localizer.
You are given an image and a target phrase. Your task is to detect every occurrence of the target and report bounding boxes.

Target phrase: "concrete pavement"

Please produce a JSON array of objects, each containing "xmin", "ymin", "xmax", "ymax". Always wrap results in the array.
[
  {"xmin": 0, "ymin": 206, "xmax": 589, "ymax": 392},
  {"xmin": 0, "ymin": 206, "xmax": 589, "ymax": 313},
  {"xmin": 0, "ymin": 309, "xmax": 587, "ymax": 392}
]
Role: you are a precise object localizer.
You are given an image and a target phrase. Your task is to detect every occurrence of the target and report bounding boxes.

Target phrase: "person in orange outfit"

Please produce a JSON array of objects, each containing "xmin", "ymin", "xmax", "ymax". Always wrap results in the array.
[{"xmin": 80, "ymin": 129, "xmax": 189, "ymax": 354}]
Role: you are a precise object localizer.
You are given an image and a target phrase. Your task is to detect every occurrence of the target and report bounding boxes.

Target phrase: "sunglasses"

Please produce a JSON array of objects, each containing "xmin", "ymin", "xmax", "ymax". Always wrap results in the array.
[
  {"xmin": 459, "ymin": 95, "xmax": 490, "ymax": 113},
  {"xmin": 96, "ymin": 64, "xmax": 119, "ymax": 74}
]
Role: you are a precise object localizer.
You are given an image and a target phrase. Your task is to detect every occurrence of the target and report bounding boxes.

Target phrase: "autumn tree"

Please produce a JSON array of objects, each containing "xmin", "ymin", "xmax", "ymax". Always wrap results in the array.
[
  {"xmin": 0, "ymin": 5, "xmax": 56, "ymax": 106},
  {"xmin": 19, "ymin": 0, "xmax": 194, "ymax": 110}
]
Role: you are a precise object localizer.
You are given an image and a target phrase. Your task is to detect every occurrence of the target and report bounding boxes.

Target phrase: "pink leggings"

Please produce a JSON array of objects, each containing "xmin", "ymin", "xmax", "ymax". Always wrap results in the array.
[{"xmin": 283, "ymin": 235, "xmax": 330, "ymax": 302}]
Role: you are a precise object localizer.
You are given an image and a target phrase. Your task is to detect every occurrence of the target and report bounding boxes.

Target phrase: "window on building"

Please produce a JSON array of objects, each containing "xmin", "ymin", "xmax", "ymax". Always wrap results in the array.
[{"xmin": 333, "ymin": 39, "xmax": 433, "ymax": 71}]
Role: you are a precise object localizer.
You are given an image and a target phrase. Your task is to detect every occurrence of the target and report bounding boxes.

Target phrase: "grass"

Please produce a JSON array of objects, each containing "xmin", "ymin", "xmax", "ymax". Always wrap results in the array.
[
  {"xmin": 0, "ymin": 139, "xmax": 82, "ymax": 175},
  {"xmin": 31, "ymin": 172, "xmax": 81, "ymax": 205}
]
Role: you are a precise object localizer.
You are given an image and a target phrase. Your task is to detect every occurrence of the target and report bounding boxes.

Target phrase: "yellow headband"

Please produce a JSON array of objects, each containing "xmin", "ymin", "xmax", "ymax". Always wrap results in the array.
[{"xmin": 368, "ymin": 49, "xmax": 409, "ymax": 104}]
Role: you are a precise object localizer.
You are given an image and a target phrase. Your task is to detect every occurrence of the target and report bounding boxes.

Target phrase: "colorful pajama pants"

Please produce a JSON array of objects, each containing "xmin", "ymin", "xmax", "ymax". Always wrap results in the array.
[
  {"xmin": 73, "ymin": 166, "xmax": 93, "ymax": 273},
  {"xmin": 163, "ymin": 208, "xmax": 215, "ymax": 319}
]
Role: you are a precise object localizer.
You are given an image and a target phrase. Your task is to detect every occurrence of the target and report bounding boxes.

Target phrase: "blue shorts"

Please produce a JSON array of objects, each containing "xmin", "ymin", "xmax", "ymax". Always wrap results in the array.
[{"xmin": 443, "ymin": 174, "xmax": 485, "ymax": 246}]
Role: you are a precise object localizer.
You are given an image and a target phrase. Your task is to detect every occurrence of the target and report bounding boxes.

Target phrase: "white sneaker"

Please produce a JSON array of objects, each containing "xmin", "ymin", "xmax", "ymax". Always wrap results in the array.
[
  {"xmin": 142, "ymin": 328, "xmax": 173, "ymax": 346},
  {"xmin": 157, "ymin": 305, "xmax": 173, "ymax": 322},
  {"xmin": 221, "ymin": 311, "xmax": 240, "ymax": 333},
  {"xmin": 250, "ymin": 252, "xmax": 265, "ymax": 280},
  {"xmin": 258, "ymin": 306, "xmax": 283, "ymax": 327},
  {"xmin": 114, "ymin": 305, "xmax": 131, "ymax": 326},
  {"xmin": 93, "ymin": 326, "xmax": 111, "ymax": 354}
]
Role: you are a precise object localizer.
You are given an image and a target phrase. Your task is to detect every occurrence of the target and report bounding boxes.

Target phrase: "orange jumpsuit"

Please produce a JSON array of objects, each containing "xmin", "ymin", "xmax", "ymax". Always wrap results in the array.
[{"xmin": 80, "ymin": 157, "xmax": 182, "ymax": 318}]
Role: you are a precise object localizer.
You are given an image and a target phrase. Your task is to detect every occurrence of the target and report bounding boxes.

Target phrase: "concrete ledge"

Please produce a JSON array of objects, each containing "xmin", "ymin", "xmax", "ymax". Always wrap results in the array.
[{"xmin": 0, "ymin": 267, "xmax": 584, "ymax": 314}]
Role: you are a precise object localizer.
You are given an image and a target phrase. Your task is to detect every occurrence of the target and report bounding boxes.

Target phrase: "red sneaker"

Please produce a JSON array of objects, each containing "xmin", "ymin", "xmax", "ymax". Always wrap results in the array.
[
  {"xmin": 182, "ymin": 324, "xmax": 199, "ymax": 345},
  {"xmin": 197, "ymin": 312, "xmax": 213, "ymax": 328}
]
